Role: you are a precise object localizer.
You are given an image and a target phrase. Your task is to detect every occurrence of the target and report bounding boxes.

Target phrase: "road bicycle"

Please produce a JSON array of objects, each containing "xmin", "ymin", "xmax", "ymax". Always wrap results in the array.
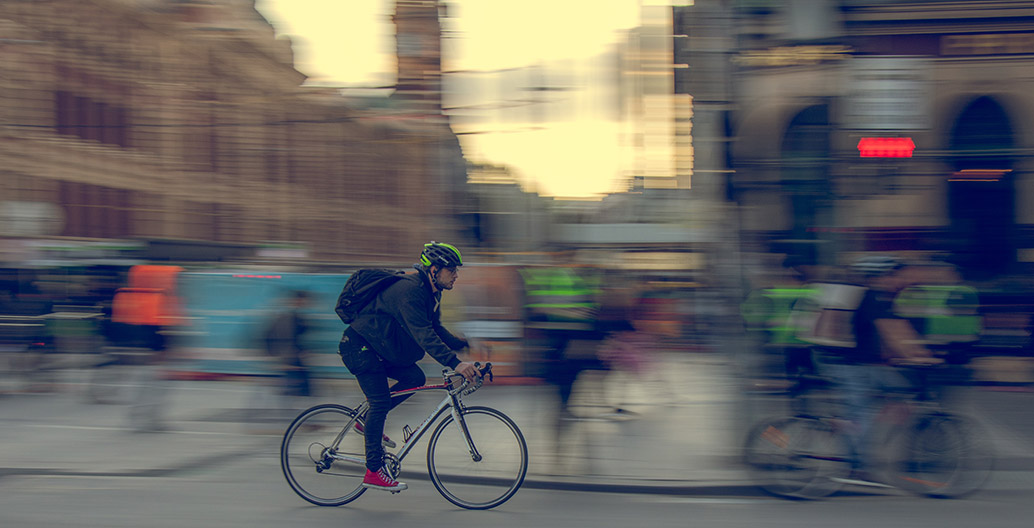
[
  {"xmin": 743, "ymin": 362, "xmax": 994, "ymax": 500},
  {"xmin": 280, "ymin": 362, "xmax": 528, "ymax": 510}
]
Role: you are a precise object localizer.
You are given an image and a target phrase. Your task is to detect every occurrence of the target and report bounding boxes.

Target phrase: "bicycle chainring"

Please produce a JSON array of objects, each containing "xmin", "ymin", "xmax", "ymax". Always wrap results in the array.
[{"xmin": 382, "ymin": 452, "xmax": 401, "ymax": 479}]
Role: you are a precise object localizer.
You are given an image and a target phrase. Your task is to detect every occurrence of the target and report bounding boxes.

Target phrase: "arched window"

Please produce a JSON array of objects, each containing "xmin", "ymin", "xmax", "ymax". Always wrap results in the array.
[
  {"xmin": 780, "ymin": 104, "xmax": 832, "ymax": 239},
  {"xmin": 947, "ymin": 96, "xmax": 1016, "ymax": 277}
]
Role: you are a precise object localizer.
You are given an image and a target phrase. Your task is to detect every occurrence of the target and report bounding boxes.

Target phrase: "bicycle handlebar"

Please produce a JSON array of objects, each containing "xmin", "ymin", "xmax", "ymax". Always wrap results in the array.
[{"xmin": 442, "ymin": 362, "xmax": 493, "ymax": 396}]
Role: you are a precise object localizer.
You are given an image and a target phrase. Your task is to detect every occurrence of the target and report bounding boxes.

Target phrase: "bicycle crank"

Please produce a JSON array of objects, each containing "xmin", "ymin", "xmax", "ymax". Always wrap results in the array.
[{"xmin": 382, "ymin": 452, "xmax": 401, "ymax": 479}]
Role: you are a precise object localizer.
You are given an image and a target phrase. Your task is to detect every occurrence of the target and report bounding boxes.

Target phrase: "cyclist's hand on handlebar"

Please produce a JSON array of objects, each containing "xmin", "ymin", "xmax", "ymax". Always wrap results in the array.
[{"xmin": 454, "ymin": 361, "xmax": 478, "ymax": 383}]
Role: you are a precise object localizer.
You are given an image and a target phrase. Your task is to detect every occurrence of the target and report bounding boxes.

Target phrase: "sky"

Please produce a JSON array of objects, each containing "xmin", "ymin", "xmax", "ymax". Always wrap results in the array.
[{"xmin": 254, "ymin": 0, "xmax": 670, "ymax": 198}]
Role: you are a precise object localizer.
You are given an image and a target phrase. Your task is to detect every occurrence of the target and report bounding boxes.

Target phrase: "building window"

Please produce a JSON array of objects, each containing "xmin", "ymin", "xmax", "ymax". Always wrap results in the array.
[{"xmin": 53, "ymin": 91, "xmax": 130, "ymax": 148}]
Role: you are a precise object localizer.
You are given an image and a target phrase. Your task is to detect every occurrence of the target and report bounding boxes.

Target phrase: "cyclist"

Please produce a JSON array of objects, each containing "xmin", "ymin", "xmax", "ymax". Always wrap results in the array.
[
  {"xmin": 825, "ymin": 255, "xmax": 941, "ymax": 484},
  {"xmin": 338, "ymin": 242, "xmax": 480, "ymax": 492}
]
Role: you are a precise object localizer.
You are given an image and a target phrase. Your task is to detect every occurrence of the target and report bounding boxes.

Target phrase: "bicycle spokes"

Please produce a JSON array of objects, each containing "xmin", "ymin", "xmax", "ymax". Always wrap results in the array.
[
  {"xmin": 281, "ymin": 405, "xmax": 368, "ymax": 507},
  {"xmin": 427, "ymin": 407, "xmax": 528, "ymax": 510},
  {"xmin": 282, "ymin": 364, "xmax": 526, "ymax": 510}
]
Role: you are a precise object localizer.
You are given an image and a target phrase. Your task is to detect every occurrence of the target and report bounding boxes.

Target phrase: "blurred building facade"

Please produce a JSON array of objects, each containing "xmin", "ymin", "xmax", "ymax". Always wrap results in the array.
[
  {"xmin": 0, "ymin": 0, "xmax": 469, "ymax": 266},
  {"xmin": 618, "ymin": 6, "xmax": 694, "ymax": 192},
  {"xmin": 678, "ymin": 0, "xmax": 1034, "ymax": 281},
  {"xmin": 463, "ymin": 162, "xmax": 552, "ymax": 254},
  {"xmin": 392, "ymin": 0, "xmax": 446, "ymax": 116}
]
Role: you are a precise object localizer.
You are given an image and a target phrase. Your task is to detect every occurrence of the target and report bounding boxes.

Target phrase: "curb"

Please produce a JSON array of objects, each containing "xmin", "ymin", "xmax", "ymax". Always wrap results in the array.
[
  {"xmin": 0, "ymin": 464, "xmax": 765, "ymax": 498},
  {"xmin": 392, "ymin": 467, "xmax": 767, "ymax": 497},
  {"xmin": 516, "ymin": 478, "xmax": 763, "ymax": 497}
]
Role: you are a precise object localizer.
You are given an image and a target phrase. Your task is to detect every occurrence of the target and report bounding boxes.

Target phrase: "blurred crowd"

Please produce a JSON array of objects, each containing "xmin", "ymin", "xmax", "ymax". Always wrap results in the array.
[
  {"xmin": 1, "ymin": 251, "xmax": 1030, "ymax": 373},
  {"xmin": 1, "ymin": 249, "xmax": 1032, "ymax": 434}
]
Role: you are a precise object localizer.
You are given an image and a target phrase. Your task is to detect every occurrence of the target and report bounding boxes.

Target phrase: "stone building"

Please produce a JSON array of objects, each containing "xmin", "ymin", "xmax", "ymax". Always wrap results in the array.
[
  {"xmin": 0, "ymin": 0, "xmax": 468, "ymax": 265},
  {"xmin": 678, "ymin": 0, "xmax": 1034, "ymax": 280}
]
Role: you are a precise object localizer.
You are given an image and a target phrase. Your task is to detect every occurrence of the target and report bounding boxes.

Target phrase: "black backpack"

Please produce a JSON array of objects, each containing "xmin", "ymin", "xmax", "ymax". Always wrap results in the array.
[{"xmin": 334, "ymin": 269, "xmax": 407, "ymax": 324}]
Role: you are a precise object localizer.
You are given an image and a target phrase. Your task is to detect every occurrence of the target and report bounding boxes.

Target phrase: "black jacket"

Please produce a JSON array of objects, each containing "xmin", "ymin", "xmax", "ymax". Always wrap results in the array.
[{"xmin": 345, "ymin": 266, "xmax": 466, "ymax": 368}]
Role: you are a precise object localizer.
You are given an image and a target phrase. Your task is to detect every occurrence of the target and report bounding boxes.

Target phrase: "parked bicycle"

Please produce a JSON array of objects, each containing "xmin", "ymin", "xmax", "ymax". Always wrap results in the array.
[
  {"xmin": 743, "ymin": 362, "xmax": 994, "ymax": 500},
  {"xmin": 281, "ymin": 362, "xmax": 528, "ymax": 510}
]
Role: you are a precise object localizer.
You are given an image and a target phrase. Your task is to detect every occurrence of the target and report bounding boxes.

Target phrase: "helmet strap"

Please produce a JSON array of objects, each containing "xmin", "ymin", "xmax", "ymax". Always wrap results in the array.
[{"xmin": 429, "ymin": 265, "xmax": 443, "ymax": 292}]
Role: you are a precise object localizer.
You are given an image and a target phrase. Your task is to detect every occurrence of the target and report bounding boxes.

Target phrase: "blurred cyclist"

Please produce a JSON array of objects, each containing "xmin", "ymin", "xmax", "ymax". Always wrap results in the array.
[
  {"xmin": 825, "ymin": 255, "xmax": 941, "ymax": 483},
  {"xmin": 337, "ymin": 242, "xmax": 480, "ymax": 492}
]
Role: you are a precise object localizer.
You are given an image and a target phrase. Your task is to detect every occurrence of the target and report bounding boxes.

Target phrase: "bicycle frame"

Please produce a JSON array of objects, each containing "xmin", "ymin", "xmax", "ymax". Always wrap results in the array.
[{"xmin": 327, "ymin": 377, "xmax": 479, "ymax": 468}]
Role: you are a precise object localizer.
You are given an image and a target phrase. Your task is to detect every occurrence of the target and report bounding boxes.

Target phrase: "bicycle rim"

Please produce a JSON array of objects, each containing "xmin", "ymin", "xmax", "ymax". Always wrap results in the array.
[
  {"xmin": 743, "ymin": 416, "xmax": 851, "ymax": 499},
  {"xmin": 427, "ymin": 406, "xmax": 528, "ymax": 509},
  {"xmin": 281, "ymin": 404, "xmax": 367, "ymax": 506},
  {"xmin": 893, "ymin": 413, "xmax": 994, "ymax": 498}
]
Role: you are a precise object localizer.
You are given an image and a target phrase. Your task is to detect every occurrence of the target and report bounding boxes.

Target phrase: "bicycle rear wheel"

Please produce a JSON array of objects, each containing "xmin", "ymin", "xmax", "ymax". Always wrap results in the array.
[
  {"xmin": 427, "ymin": 406, "xmax": 528, "ymax": 509},
  {"xmin": 892, "ymin": 412, "xmax": 993, "ymax": 498},
  {"xmin": 281, "ymin": 404, "xmax": 367, "ymax": 506},
  {"xmin": 743, "ymin": 416, "xmax": 851, "ymax": 499}
]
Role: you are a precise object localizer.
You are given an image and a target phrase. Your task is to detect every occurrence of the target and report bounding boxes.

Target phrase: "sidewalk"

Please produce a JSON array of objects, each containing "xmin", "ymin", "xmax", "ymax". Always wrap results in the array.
[{"xmin": 1, "ymin": 352, "xmax": 1032, "ymax": 497}]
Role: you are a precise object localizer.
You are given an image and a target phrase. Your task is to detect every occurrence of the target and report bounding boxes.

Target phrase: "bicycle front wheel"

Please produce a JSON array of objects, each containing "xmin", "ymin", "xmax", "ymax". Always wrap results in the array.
[
  {"xmin": 892, "ymin": 412, "xmax": 994, "ymax": 498},
  {"xmin": 743, "ymin": 416, "xmax": 851, "ymax": 499},
  {"xmin": 427, "ymin": 406, "xmax": 528, "ymax": 509},
  {"xmin": 281, "ymin": 404, "xmax": 367, "ymax": 506}
]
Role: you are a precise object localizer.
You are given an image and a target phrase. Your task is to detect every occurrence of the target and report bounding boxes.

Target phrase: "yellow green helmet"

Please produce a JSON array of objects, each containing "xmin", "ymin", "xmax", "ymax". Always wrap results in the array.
[{"xmin": 420, "ymin": 242, "xmax": 462, "ymax": 268}]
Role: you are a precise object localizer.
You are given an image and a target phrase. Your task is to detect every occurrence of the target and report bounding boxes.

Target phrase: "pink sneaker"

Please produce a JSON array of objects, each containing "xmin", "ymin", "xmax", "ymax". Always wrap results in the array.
[
  {"xmin": 353, "ymin": 421, "xmax": 397, "ymax": 448},
  {"xmin": 362, "ymin": 467, "xmax": 407, "ymax": 492}
]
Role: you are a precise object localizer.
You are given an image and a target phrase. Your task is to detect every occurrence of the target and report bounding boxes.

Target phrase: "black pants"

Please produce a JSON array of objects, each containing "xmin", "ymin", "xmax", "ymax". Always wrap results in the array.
[
  {"xmin": 538, "ymin": 334, "xmax": 608, "ymax": 412},
  {"xmin": 338, "ymin": 328, "xmax": 425, "ymax": 472},
  {"xmin": 281, "ymin": 362, "xmax": 312, "ymax": 398}
]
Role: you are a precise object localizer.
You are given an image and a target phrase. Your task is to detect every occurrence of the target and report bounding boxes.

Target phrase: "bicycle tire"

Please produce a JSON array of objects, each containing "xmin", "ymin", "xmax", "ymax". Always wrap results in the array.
[
  {"xmin": 427, "ymin": 406, "xmax": 528, "ymax": 509},
  {"xmin": 892, "ymin": 411, "xmax": 994, "ymax": 498},
  {"xmin": 281, "ymin": 404, "xmax": 367, "ymax": 506},
  {"xmin": 743, "ymin": 416, "xmax": 852, "ymax": 499}
]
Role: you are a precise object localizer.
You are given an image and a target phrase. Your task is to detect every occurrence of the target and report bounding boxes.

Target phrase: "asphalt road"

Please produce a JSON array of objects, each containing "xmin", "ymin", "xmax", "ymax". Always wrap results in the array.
[
  {"xmin": 1, "ymin": 455, "xmax": 1032, "ymax": 528},
  {"xmin": 2, "ymin": 350, "xmax": 1034, "ymax": 527}
]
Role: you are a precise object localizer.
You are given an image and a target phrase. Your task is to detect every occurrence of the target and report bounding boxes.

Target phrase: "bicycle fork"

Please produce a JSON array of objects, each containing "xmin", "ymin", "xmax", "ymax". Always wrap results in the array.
[{"xmin": 450, "ymin": 399, "xmax": 483, "ymax": 463}]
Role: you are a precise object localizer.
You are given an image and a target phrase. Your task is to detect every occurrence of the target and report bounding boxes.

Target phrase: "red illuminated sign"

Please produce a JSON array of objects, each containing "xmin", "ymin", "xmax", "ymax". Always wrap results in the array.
[{"xmin": 857, "ymin": 137, "xmax": 915, "ymax": 158}]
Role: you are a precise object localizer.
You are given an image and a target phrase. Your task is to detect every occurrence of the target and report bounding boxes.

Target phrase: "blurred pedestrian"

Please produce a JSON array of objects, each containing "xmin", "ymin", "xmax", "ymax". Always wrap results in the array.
[
  {"xmin": 264, "ymin": 289, "xmax": 315, "ymax": 402},
  {"xmin": 111, "ymin": 265, "xmax": 184, "ymax": 433},
  {"xmin": 519, "ymin": 257, "xmax": 606, "ymax": 420},
  {"xmin": 593, "ymin": 276, "xmax": 663, "ymax": 412}
]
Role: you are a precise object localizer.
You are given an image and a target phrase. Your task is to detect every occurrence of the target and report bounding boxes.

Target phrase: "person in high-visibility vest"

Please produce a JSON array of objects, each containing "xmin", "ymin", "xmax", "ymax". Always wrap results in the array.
[
  {"xmin": 519, "ymin": 261, "xmax": 607, "ymax": 418},
  {"xmin": 742, "ymin": 284, "xmax": 820, "ymax": 386},
  {"xmin": 891, "ymin": 261, "xmax": 981, "ymax": 370},
  {"xmin": 109, "ymin": 265, "xmax": 184, "ymax": 432}
]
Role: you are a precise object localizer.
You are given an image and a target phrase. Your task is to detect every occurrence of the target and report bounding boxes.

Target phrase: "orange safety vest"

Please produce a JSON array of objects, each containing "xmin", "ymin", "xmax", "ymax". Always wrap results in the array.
[{"xmin": 111, "ymin": 265, "xmax": 183, "ymax": 326}]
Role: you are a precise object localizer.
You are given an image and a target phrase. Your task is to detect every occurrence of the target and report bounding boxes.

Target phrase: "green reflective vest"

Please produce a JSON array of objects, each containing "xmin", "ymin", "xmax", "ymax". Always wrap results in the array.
[
  {"xmin": 519, "ymin": 267, "xmax": 600, "ymax": 330},
  {"xmin": 741, "ymin": 286, "xmax": 817, "ymax": 345},
  {"xmin": 893, "ymin": 285, "xmax": 982, "ymax": 343}
]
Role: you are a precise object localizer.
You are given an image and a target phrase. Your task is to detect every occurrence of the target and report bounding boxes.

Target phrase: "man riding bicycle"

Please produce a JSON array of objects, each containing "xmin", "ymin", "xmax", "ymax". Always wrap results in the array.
[
  {"xmin": 823, "ymin": 255, "xmax": 942, "ymax": 484},
  {"xmin": 338, "ymin": 242, "xmax": 480, "ymax": 492}
]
